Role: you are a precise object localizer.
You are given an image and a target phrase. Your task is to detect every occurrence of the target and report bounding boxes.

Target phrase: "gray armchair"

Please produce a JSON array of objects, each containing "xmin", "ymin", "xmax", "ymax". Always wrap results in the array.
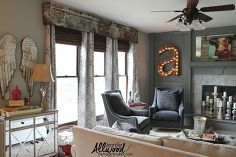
[
  {"xmin": 102, "ymin": 90, "xmax": 151, "ymax": 134},
  {"xmin": 149, "ymin": 87, "xmax": 184, "ymax": 129}
]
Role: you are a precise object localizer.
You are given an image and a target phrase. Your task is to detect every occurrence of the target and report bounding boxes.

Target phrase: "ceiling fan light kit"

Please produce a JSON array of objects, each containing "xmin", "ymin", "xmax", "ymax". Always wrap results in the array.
[
  {"xmin": 152, "ymin": 0, "xmax": 235, "ymax": 32},
  {"xmin": 190, "ymin": 19, "xmax": 205, "ymax": 30},
  {"xmin": 176, "ymin": 18, "xmax": 205, "ymax": 31},
  {"xmin": 176, "ymin": 19, "xmax": 190, "ymax": 31}
]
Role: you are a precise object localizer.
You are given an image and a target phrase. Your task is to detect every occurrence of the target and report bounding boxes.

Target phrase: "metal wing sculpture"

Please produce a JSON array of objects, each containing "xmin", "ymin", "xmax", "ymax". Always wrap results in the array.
[
  {"xmin": 20, "ymin": 37, "xmax": 38, "ymax": 97},
  {"xmin": 0, "ymin": 34, "xmax": 17, "ymax": 98}
]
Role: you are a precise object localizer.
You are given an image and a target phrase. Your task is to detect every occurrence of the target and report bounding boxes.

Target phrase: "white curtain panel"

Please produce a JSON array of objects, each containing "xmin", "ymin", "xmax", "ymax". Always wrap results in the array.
[
  {"xmin": 128, "ymin": 43, "xmax": 140, "ymax": 101},
  {"xmin": 78, "ymin": 32, "xmax": 96, "ymax": 129},
  {"xmin": 105, "ymin": 37, "xmax": 119, "ymax": 90},
  {"xmin": 103, "ymin": 37, "xmax": 119, "ymax": 126},
  {"xmin": 45, "ymin": 25, "xmax": 56, "ymax": 109}
]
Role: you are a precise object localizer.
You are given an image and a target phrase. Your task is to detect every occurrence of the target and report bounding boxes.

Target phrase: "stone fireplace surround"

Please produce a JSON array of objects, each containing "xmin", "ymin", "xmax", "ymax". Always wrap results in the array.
[{"xmin": 192, "ymin": 73, "xmax": 236, "ymax": 114}]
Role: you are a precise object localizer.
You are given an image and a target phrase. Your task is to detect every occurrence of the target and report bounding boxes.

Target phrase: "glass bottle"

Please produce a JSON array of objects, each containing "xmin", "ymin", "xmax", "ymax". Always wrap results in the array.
[
  {"xmin": 134, "ymin": 90, "xmax": 140, "ymax": 103},
  {"xmin": 11, "ymin": 85, "xmax": 21, "ymax": 100},
  {"xmin": 127, "ymin": 91, "xmax": 134, "ymax": 105}
]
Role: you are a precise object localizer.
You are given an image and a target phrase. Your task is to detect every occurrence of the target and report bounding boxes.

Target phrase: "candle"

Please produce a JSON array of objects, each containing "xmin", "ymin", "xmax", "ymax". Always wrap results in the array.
[
  {"xmin": 202, "ymin": 101, "xmax": 206, "ymax": 106},
  {"xmin": 223, "ymin": 92, "xmax": 227, "ymax": 97},
  {"xmin": 214, "ymin": 86, "xmax": 217, "ymax": 94},
  {"xmin": 227, "ymin": 102, "xmax": 230, "ymax": 107},
  {"xmin": 210, "ymin": 99, "xmax": 213, "ymax": 104},
  {"xmin": 229, "ymin": 96, "xmax": 232, "ymax": 102},
  {"xmin": 233, "ymin": 103, "xmax": 236, "ymax": 109},
  {"xmin": 206, "ymin": 96, "xmax": 210, "ymax": 102}
]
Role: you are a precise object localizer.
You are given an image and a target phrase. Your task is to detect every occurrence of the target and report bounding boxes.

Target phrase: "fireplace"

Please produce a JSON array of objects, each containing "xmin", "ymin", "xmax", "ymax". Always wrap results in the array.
[{"xmin": 191, "ymin": 73, "xmax": 236, "ymax": 114}]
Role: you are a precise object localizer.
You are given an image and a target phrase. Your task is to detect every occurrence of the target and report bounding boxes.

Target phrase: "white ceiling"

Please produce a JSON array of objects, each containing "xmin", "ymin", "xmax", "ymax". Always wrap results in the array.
[{"xmin": 54, "ymin": 0, "xmax": 236, "ymax": 33}]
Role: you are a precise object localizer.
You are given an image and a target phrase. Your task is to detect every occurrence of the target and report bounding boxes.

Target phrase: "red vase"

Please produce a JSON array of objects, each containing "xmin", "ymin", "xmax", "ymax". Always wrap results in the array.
[{"xmin": 11, "ymin": 85, "xmax": 21, "ymax": 100}]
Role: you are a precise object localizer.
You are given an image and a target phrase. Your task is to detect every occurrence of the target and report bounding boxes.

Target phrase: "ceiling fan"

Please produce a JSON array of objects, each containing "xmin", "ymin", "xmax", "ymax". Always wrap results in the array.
[{"xmin": 152, "ymin": 0, "xmax": 235, "ymax": 31}]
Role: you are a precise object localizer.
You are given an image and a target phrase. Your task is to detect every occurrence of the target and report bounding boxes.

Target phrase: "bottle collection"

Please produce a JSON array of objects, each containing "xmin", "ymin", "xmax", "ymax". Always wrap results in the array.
[{"xmin": 201, "ymin": 86, "xmax": 236, "ymax": 120}]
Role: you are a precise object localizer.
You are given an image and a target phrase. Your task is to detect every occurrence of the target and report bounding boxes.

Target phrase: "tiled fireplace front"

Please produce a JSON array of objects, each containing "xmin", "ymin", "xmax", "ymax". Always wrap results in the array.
[{"xmin": 192, "ymin": 74, "xmax": 236, "ymax": 114}]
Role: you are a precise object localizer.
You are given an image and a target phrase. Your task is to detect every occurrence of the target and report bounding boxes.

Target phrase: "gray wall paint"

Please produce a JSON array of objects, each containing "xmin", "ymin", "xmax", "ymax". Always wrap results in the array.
[
  {"xmin": 0, "ymin": 0, "xmax": 149, "ymax": 108},
  {"xmin": 149, "ymin": 25, "xmax": 236, "ymax": 114},
  {"xmin": 0, "ymin": 0, "xmax": 44, "ymax": 106},
  {"xmin": 149, "ymin": 31, "xmax": 192, "ymax": 112},
  {"xmin": 137, "ymin": 31, "xmax": 149, "ymax": 104},
  {"xmin": 150, "ymin": 26, "xmax": 236, "ymax": 130}
]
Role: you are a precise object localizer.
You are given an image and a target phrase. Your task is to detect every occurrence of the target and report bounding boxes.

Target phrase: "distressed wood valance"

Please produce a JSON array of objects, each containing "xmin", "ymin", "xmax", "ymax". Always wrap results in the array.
[{"xmin": 42, "ymin": 2, "xmax": 138, "ymax": 43}]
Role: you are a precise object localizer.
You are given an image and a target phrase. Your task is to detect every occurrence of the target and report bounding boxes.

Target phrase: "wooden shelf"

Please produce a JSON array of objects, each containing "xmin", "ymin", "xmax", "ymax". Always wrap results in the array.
[
  {"xmin": 207, "ymin": 118, "xmax": 236, "ymax": 124},
  {"xmin": 190, "ymin": 61, "xmax": 236, "ymax": 67}
]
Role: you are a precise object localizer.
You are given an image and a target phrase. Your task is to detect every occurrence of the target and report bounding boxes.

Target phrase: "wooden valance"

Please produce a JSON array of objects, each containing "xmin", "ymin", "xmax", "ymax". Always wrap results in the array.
[{"xmin": 42, "ymin": 2, "xmax": 138, "ymax": 43}]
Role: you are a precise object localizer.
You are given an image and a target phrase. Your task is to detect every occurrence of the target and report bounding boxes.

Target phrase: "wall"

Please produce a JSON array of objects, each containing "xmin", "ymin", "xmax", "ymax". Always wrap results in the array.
[
  {"xmin": 148, "ymin": 31, "xmax": 191, "ymax": 110},
  {"xmin": 150, "ymin": 26, "xmax": 236, "ymax": 130},
  {"xmin": 0, "ymin": 0, "xmax": 45, "ymax": 106},
  {"xmin": 0, "ymin": 0, "xmax": 149, "ymax": 107},
  {"xmin": 137, "ymin": 31, "xmax": 149, "ymax": 103}
]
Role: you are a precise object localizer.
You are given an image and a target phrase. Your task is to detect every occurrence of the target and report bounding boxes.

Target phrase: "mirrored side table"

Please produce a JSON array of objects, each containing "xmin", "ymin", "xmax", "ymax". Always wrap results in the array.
[{"xmin": 0, "ymin": 110, "xmax": 58, "ymax": 157}]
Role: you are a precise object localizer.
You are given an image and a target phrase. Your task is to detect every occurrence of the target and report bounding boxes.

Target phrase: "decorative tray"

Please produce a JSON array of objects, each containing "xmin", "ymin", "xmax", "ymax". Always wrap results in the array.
[
  {"xmin": 183, "ymin": 129, "xmax": 229, "ymax": 144},
  {"xmin": 187, "ymin": 136, "xmax": 228, "ymax": 144},
  {"xmin": 0, "ymin": 107, "xmax": 43, "ymax": 117}
]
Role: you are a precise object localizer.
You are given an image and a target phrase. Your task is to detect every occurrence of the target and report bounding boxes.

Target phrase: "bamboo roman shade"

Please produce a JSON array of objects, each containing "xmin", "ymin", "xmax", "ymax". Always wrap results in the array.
[{"xmin": 55, "ymin": 26, "xmax": 129, "ymax": 52}]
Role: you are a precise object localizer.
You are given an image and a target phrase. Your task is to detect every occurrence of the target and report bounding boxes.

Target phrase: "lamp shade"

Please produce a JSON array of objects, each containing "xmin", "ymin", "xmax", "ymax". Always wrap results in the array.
[
  {"xmin": 189, "ymin": 19, "xmax": 205, "ymax": 30},
  {"xmin": 31, "ymin": 64, "xmax": 55, "ymax": 82},
  {"xmin": 176, "ymin": 19, "xmax": 190, "ymax": 32}
]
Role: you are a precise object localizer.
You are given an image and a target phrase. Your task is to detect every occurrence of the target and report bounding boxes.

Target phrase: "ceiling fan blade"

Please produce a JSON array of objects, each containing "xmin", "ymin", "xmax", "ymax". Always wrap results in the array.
[
  {"xmin": 166, "ymin": 14, "xmax": 183, "ymax": 23},
  {"xmin": 200, "ymin": 4, "xmax": 235, "ymax": 12},
  {"xmin": 197, "ymin": 12, "xmax": 213, "ymax": 22},
  {"xmin": 151, "ymin": 10, "xmax": 182, "ymax": 13},
  {"xmin": 187, "ymin": 0, "xmax": 199, "ymax": 8}
]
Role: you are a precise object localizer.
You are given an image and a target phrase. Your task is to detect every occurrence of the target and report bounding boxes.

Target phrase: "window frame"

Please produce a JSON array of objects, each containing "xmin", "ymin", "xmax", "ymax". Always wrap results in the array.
[
  {"xmin": 55, "ymin": 43, "xmax": 80, "ymax": 126},
  {"xmin": 94, "ymin": 51, "xmax": 105, "ymax": 116},
  {"xmin": 118, "ymin": 51, "xmax": 128, "ymax": 102}
]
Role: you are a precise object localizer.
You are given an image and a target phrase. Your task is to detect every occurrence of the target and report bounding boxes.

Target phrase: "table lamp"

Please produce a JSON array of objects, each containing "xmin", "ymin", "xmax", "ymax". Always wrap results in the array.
[{"xmin": 31, "ymin": 64, "xmax": 55, "ymax": 109}]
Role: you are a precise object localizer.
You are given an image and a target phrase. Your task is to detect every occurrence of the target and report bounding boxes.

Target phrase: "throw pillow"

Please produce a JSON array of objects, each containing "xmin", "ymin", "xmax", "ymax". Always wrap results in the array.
[
  {"xmin": 156, "ymin": 90, "xmax": 180, "ymax": 111},
  {"xmin": 112, "ymin": 121, "xmax": 123, "ymax": 131},
  {"xmin": 112, "ymin": 121, "xmax": 140, "ymax": 133},
  {"xmin": 107, "ymin": 92, "xmax": 131, "ymax": 116}
]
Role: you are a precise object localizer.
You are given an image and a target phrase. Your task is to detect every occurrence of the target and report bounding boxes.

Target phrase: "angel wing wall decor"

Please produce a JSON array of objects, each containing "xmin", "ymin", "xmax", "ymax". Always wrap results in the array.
[
  {"xmin": 20, "ymin": 37, "xmax": 38, "ymax": 97},
  {"xmin": 0, "ymin": 34, "xmax": 17, "ymax": 98}
]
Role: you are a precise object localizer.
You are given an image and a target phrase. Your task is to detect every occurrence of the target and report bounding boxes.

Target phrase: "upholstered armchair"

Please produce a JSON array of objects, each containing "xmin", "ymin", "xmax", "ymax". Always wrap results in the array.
[
  {"xmin": 102, "ymin": 90, "xmax": 151, "ymax": 134},
  {"xmin": 149, "ymin": 87, "xmax": 184, "ymax": 129}
]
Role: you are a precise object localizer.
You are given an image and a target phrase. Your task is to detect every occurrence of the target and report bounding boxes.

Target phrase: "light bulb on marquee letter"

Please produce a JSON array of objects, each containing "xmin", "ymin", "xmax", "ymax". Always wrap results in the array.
[{"xmin": 157, "ymin": 44, "xmax": 180, "ymax": 77}]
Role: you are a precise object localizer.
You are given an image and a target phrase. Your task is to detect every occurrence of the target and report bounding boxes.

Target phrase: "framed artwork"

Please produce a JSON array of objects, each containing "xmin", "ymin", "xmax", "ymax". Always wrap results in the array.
[{"xmin": 196, "ymin": 34, "xmax": 236, "ymax": 61}]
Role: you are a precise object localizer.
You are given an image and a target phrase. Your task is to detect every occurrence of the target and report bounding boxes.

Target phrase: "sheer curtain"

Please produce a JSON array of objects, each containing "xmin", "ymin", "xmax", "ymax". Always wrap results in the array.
[
  {"xmin": 128, "ymin": 43, "xmax": 140, "ymax": 101},
  {"xmin": 45, "ymin": 25, "xmax": 56, "ymax": 109},
  {"xmin": 77, "ymin": 32, "xmax": 96, "ymax": 129}
]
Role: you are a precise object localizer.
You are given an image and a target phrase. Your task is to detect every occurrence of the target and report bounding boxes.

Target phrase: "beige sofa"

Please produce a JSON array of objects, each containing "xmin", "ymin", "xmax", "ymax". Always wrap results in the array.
[{"xmin": 72, "ymin": 126, "xmax": 236, "ymax": 157}]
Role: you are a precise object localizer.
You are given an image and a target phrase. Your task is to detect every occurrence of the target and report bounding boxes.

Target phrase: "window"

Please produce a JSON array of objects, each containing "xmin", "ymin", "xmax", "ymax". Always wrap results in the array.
[
  {"xmin": 94, "ymin": 51, "xmax": 105, "ymax": 116},
  {"xmin": 118, "ymin": 51, "xmax": 127, "ymax": 101},
  {"xmin": 94, "ymin": 51, "xmax": 128, "ymax": 116},
  {"xmin": 55, "ymin": 27, "xmax": 129, "ymax": 120},
  {"xmin": 55, "ymin": 43, "xmax": 78, "ymax": 125}
]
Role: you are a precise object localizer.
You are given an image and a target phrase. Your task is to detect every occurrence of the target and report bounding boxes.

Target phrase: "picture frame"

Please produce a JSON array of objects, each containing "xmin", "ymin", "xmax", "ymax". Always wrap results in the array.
[{"xmin": 196, "ymin": 34, "xmax": 236, "ymax": 61}]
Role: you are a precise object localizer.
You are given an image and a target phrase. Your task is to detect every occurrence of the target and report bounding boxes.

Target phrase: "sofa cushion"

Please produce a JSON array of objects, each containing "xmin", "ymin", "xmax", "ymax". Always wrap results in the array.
[
  {"xmin": 73, "ymin": 126, "xmax": 205, "ymax": 157},
  {"xmin": 152, "ymin": 110, "xmax": 180, "ymax": 121},
  {"xmin": 156, "ymin": 90, "xmax": 180, "ymax": 111},
  {"xmin": 94, "ymin": 125, "xmax": 162, "ymax": 145},
  {"xmin": 107, "ymin": 92, "xmax": 131, "ymax": 116},
  {"xmin": 162, "ymin": 136, "xmax": 236, "ymax": 157}
]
